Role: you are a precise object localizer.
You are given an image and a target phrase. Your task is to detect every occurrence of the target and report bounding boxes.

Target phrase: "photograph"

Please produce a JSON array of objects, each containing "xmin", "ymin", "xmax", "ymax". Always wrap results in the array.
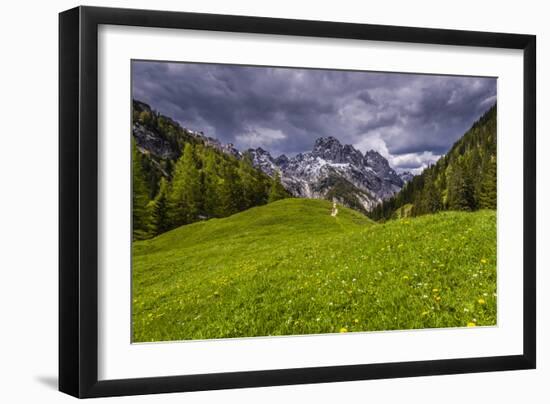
[{"xmin": 131, "ymin": 60, "xmax": 497, "ymax": 343}]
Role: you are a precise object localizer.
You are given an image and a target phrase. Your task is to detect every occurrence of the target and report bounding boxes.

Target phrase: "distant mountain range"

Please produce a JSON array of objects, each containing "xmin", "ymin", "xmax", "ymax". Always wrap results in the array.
[
  {"xmin": 133, "ymin": 100, "xmax": 412, "ymax": 213},
  {"xmin": 247, "ymin": 138, "xmax": 410, "ymax": 212}
]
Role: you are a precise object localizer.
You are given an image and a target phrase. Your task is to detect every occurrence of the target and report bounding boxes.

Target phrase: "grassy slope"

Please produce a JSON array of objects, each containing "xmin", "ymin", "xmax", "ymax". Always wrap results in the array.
[{"xmin": 132, "ymin": 198, "xmax": 496, "ymax": 342}]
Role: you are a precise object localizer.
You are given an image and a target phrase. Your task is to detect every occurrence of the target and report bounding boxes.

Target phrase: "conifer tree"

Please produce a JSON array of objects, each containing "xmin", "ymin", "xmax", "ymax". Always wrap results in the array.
[
  {"xmin": 447, "ymin": 160, "xmax": 475, "ymax": 211},
  {"xmin": 479, "ymin": 157, "xmax": 497, "ymax": 209},
  {"xmin": 168, "ymin": 143, "xmax": 201, "ymax": 227},
  {"xmin": 447, "ymin": 165, "xmax": 463, "ymax": 211},
  {"xmin": 268, "ymin": 171, "xmax": 287, "ymax": 203},
  {"xmin": 218, "ymin": 161, "xmax": 243, "ymax": 216},
  {"xmin": 149, "ymin": 177, "xmax": 170, "ymax": 235},
  {"xmin": 201, "ymin": 149, "xmax": 221, "ymax": 218},
  {"xmin": 132, "ymin": 140, "xmax": 152, "ymax": 240},
  {"xmin": 417, "ymin": 170, "xmax": 440, "ymax": 214},
  {"xmin": 237, "ymin": 154, "xmax": 260, "ymax": 210}
]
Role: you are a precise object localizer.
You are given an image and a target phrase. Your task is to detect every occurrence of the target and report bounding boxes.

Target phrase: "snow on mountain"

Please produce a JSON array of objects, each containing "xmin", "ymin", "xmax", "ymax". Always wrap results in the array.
[
  {"xmin": 132, "ymin": 100, "xmax": 404, "ymax": 213},
  {"xmin": 248, "ymin": 136, "xmax": 404, "ymax": 212}
]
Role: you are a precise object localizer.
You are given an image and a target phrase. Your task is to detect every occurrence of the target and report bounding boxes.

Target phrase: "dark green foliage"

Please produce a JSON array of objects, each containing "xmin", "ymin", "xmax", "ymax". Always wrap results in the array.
[
  {"xmin": 268, "ymin": 171, "xmax": 288, "ymax": 203},
  {"xmin": 200, "ymin": 148, "xmax": 222, "ymax": 217},
  {"xmin": 238, "ymin": 153, "xmax": 267, "ymax": 209},
  {"xmin": 149, "ymin": 177, "xmax": 170, "ymax": 235},
  {"xmin": 168, "ymin": 144, "xmax": 202, "ymax": 227},
  {"xmin": 478, "ymin": 157, "xmax": 497, "ymax": 209},
  {"xmin": 219, "ymin": 160, "xmax": 244, "ymax": 216},
  {"xmin": 132, "ymin": 100, "xmax": 274, "ymax": 238},
  {"xmin": 370, "ymin": 104, "xmax": 497, "ymax": 221},
  {"xmin": 414, "ymin": 171, "xmax": 441, "ymax": 215},
  {"xmin": 132, "ymin": 139, "xmax": 153, "ymax": 240},
  {"xmin": 447, "ymin": 159, "xmax": 476, "ymax": 211}
]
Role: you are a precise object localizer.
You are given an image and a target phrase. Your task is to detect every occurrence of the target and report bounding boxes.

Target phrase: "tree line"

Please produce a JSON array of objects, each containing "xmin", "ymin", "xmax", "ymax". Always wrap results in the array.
[
  {"xmin": 370, "ymin": 104, "xmax": 497, "ymax": 221},
  {"xmin": 132, "ymin": 105, "xmax": 288, "ymax": 240}
]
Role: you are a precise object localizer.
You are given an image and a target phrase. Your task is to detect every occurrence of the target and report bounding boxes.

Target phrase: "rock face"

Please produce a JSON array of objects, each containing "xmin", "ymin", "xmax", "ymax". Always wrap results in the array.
[
  {"xmin": 133, "ymin": 122, "xmax": 178, "ymax": 159},
  {"xmin": 248, "ymin": 136, "xmax": 403, "ymax": 212}
]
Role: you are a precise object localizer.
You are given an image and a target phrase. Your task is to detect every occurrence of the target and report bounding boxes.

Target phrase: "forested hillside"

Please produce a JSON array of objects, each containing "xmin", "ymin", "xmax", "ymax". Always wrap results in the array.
[
  {"xmin": 132, "ymin": 101, "xmax": 288, "ymax": 240},
  {"xmin": 370, "ymin": 105, "xmax": 497, "ymax": 220}
]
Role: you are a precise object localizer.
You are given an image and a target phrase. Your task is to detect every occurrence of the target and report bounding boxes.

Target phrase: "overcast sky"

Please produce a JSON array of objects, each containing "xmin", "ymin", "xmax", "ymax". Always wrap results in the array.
[{"xmin": 132, "ymin": 60, "xmax": 496, "ymax": 173}]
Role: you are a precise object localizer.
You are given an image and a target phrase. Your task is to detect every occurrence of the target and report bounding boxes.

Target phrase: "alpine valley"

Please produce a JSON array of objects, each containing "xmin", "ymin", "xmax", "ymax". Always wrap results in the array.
[
  {"xmin": 131, "ymin": 99, "xmax": 498, "ymax": 342},
  {"xmin": 132, "ymin": 99, "xmax": 412, "ymax": 218}
]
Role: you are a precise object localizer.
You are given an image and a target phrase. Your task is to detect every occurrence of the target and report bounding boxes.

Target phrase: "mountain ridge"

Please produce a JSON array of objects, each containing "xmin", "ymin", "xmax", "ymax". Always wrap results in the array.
[
  {"xmin": 247, "ymin": 136, "xmax": 404, "ymax": 212},
  {"xmin": 132, "ymin": 99, "xmax": 405, "ymax": 213}
]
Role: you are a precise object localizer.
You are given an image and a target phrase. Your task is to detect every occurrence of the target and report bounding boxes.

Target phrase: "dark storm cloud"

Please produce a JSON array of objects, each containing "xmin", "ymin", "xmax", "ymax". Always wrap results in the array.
[{"xmin": 132, "ymin": 61, "xmax": 496, "ymax": 173}]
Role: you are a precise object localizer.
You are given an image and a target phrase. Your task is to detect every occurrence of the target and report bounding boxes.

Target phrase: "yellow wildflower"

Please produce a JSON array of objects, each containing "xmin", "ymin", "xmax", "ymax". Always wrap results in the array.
[
  {"xmin": 467, "ymin": 322, "xmax": 476, "ymax": 327},
  {"xmin": 340, "ymin": 327, "xmax": 348, "ymax": 333},
  {"xmin": 402, "ymin": 275, "xmax": 409, "ymax": 280},
  {"xmin": 481, "ymin": 258, "xmax": 488, "ymax": 264},
  {"xmin": 354, "ymin": 319, "xmax": 359, "ymax": 324},
  {"xmin": 478, "ymin": 298, "xmax": 486, "ymax": 305},
  {"xmin": 432, "ymin": 288, "xmax": 439, "ymax": 293}
]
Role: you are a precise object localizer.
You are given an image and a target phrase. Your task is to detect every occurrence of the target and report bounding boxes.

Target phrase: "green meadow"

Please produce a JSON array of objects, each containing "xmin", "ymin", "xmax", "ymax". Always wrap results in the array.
[{"xmin": 132, "ymin": 198, "xmax": 496, "ymax": 342}]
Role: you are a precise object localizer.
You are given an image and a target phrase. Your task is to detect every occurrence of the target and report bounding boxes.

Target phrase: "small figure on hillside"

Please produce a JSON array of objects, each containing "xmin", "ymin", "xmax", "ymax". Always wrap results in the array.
[{"xmin": 331, "ymin": 200, "xmax": 339, "ymax": 217}]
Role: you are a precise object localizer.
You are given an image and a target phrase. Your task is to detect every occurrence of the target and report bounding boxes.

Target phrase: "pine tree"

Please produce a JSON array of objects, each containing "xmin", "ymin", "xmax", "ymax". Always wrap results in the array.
[
  {"xmin": 417, "ymin": 170, "xmax": 440, "ymax": 214},
  {"xmin": 478, "ymin": 156, "xmax": 497, "ymax": 209},
  {"xmin": 168, "ymin": 143, "xmax": 201, "ymax": 227},
  {"xmin": 470, "ymin": 147, "xmax": 483, "ymax": 207},
  {"xmin": 218, "ymin": 160, "xmax": 243, "ymax": 216},
  {"xmin": 446, "ymin": 158, "xmax": 475, "ymax": 211},
  {"xmin": 201, "ymin": 149, "xmax": 221, "ymax": 218},
  {"xmin": 237, "ymin": 154, "xmax": 260, "ymax": 210},
  {"xmin": 149, "ymin": 177, "xmax": 170, "ymax": 235},
  {"xmin": 132, "ymin": 140, "xmax": 152, "ymax": 240},
  {"xmin": 447, "ymin": 164, "xmax": 466, "ymax": 211},
  {"xmin": 268, "ymin": 171, "xmax": 287, "ymax": 203}
]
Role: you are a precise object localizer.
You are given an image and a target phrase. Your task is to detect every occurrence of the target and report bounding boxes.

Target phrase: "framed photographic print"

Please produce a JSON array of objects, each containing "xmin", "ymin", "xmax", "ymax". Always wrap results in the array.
[{"xmin": 59, "ymin": 6, "xmax": 536, "ymax": 398}]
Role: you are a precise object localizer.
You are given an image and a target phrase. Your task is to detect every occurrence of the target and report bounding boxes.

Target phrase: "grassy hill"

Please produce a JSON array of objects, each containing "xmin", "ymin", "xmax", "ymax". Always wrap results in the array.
[{"xmin": 132, "ymin": 198, "xmax": 496, "ymax": 342}]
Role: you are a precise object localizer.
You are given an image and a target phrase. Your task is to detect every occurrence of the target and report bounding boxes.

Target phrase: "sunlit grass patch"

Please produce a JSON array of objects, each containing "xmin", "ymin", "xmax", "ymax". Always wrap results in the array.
[{"xmin": 132, "ymin": 198, "xmax": 496, "ymax": 342}]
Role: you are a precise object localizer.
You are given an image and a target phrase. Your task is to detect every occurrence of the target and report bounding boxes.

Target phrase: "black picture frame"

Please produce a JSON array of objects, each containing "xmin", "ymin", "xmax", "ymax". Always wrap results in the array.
[{"xmin": 59, "ymin": 6, "xmax": 536, "ymax": 398}]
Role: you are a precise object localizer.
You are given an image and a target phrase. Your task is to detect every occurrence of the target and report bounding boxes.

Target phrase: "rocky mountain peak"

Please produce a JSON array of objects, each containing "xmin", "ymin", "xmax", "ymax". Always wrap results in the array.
[
  {"xmin": 342, "ymin": 144, "xmax": 365, "ymax": 166},
  {"xmin": 254, "ymin": 147, "xmax": 270, "ymax": 156},
  {"xmin": 311, "ymin": 136, "xmax": 366, "ymax": 166},
  {"xmin": 364, "ymin": 149, "xmax": 389, "ymax": 169},
  {"xmin": 274, "ymin": 154, "xmax": 289, "ymax": 169},
  {"xmin": 364, "ymin": 149, "xmax": 403, "ymax": 188},
  {"xmin": 132, "ymin": 99, "xmax": 405, "ymax": 214},
  {"xmin": 311, "ymin": 136, "xmax": 345, "ymax": 161},
  {"xmin": 247, "ymin": 147, "xmax": 277, "ymax": 176},
  {"xmin": 313, "ymin": 136, "xmax": 342, "ymax": 148}
]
